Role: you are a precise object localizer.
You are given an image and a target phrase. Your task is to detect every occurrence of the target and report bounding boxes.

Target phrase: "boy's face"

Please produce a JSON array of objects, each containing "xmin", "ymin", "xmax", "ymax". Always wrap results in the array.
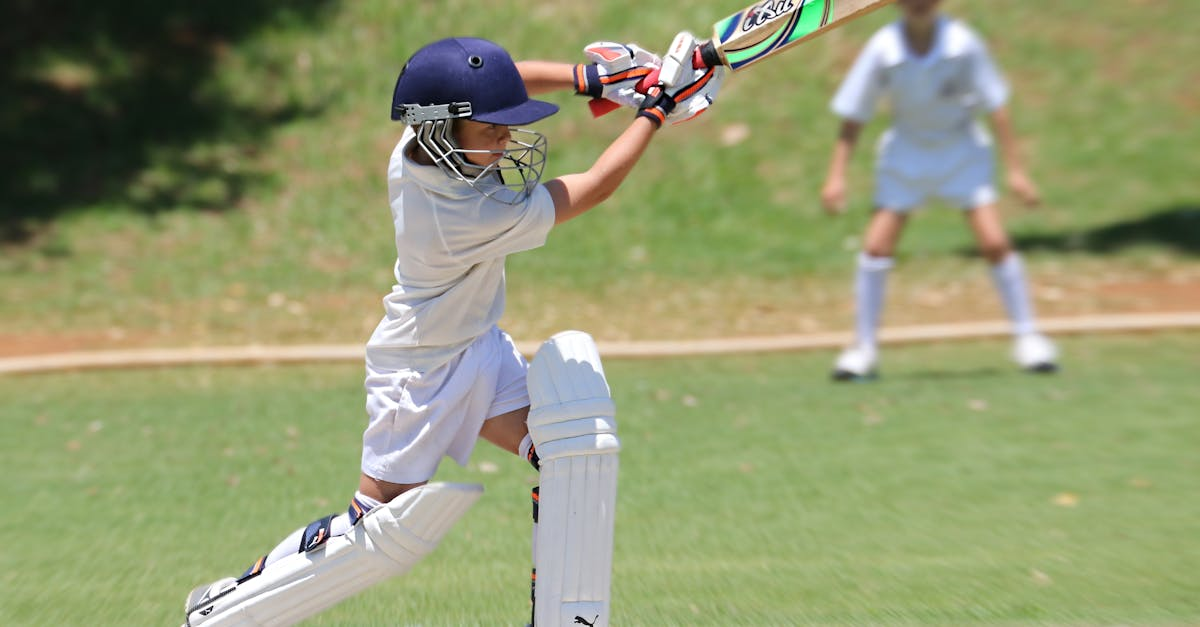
[
  {"xmin": 898, "ymin": 0, "xmax": 940, "ymax": 25},
  {"xmin": 454, "ymin": 119, "xmax": 512, "ymax": 167}
]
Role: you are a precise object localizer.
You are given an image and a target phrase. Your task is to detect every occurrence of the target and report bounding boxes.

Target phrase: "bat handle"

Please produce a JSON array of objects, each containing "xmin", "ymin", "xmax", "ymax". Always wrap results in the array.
[
  {"xmin": 664, "ymin": 38, "xmax": 725, "ymax": 87},
  {"xmin": 696, "ymin": 40, "xmax": 723, "ymax": 70},
  {"xmin": 659, "ymin": 31, "xmax": 697, "ymax": 88}
]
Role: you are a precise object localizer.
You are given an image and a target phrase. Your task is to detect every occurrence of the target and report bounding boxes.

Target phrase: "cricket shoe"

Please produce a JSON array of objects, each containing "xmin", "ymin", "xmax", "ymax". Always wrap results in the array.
[
  {"xmin": 1013, "ymin": 333, "xmax": 1058, "ymax": 373},
  {"xmin": 184, "ymin": 576, "xmax": 237, "ymax": 624},
  {"xmin": 832, "ymin": 344, "xmax": 878, "ymax": 382}
]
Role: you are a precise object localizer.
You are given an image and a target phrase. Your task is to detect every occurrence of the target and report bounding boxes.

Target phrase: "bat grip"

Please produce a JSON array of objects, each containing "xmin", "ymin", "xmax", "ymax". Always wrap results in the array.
[{"xmin": 696, "ymin": 41, "xmax": 723, "ymax": 70}]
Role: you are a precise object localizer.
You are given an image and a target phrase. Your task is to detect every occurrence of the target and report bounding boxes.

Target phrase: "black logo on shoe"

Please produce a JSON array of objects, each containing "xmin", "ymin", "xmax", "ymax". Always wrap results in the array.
[{"xmin": 574, "ymin": 615, "xmax": 599, "ymax": 626}]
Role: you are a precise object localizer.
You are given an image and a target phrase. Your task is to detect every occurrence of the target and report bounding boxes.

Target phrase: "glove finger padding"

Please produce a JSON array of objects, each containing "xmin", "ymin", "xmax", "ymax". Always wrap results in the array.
[
  {"xmin": 625, "ymin": 43, "xmax": 663, "ymax": 69},
  {"xmin": 577, "ymin": 41, "xmax": 662, "ymax": 111},
  {"xmin": 582, "ymin": 42, "xmax": 662, "ymax": 69}
]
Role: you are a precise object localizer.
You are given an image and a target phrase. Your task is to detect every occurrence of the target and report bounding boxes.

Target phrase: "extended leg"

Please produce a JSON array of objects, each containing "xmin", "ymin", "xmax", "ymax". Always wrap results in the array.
[{"xmin": 183, "ymin": 482, "xmax": 482, "ymax": 627}]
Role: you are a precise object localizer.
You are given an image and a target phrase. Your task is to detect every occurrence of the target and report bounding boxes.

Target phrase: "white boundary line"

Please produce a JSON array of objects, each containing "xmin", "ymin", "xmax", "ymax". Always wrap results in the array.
[{"xmin": 2, "ymin": 312, "xmax": 1198, "ymax": 375}]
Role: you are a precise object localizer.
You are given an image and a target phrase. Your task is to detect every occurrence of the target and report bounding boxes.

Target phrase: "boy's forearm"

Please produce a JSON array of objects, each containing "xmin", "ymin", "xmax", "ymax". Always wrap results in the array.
[
  {"xmin": 828, "ymin": 120, "xmax": 862, "ymax": 177},
  {"xmin": 546, "ymin": 117, "xmax": 658, "ymax": 224},
  {"xmin": 516, "ymin": 61, "xmax": 578, "ymax": 96},
  {"xmin": 989, "ymin": 106, "xmax": 1025, "ymax": 172}
]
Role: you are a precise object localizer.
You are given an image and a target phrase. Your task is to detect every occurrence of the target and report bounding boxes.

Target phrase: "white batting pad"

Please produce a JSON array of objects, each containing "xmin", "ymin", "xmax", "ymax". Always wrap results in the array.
[
  {"xmin": 185, "ymin": 482, "xmax": 483, "ymax": 627},
  {"xmin": 527, "ymin": 331, "xmax": 620, "ymax": 627}
]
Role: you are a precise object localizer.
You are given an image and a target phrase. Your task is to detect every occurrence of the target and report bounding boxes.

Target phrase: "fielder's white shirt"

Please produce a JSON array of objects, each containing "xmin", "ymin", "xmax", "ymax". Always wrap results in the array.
[
  {"xmin": 366, "ymin": 128, "xmax": 555, "ymax": 372},
  {"xmin": 831, "ymin": 17, "xmax": 1008, "ymax": 146}
]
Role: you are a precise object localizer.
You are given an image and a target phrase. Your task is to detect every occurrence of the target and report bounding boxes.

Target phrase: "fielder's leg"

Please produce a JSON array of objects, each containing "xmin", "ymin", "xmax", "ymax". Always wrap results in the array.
[
  {"xmin": 183, "ymin": 482, "xmax": 482, "ymax": 627},
  {"xmin": 968, "ymin": 204, "xmax": 1058, "ymax": 372},
  {"xmin": 526, "ymin": 331, "xmax": 620, "ymax": 627},
  {"xmin": 834, "ymin": 210, "xmax": 905, "ymax": 381}
]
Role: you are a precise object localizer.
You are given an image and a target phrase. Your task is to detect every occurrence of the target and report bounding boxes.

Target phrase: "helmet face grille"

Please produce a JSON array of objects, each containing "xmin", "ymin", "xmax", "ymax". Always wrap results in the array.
[{"xmin": 414, "ymin": 121, "xmax": 548, "ymax": 205}]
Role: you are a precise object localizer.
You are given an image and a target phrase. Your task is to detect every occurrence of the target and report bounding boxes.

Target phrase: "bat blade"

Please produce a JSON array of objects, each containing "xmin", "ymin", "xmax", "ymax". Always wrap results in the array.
[{"xmin": 707, "ymin": 0, "xmax": 894, "ymax": 73}]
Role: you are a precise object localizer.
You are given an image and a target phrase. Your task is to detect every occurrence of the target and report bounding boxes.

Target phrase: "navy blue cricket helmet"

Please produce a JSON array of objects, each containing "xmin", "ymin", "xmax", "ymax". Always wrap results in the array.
[
  {"xmin": 389, "ymin": 38, "xmax": 557, "ymax": 204},
  {"xmin": 391, "ymin": 37, "xmax": 558, "ymax": 125}
]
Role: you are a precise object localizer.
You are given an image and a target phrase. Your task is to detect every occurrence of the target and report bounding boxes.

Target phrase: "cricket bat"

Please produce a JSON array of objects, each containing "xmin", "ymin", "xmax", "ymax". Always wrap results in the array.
[{"xmin": 589, "ymin": 0, "xmax": 893, "ymax": 116}]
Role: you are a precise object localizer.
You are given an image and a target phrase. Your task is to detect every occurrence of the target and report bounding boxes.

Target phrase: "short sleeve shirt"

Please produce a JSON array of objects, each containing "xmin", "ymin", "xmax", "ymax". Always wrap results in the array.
[
  {"xmin": 831, "ymin": 17, "xmax": 1008, "ymax": 145},
  {"xmin": 366, "ymin": 128, "xmax": 556, "ymax": 371}
]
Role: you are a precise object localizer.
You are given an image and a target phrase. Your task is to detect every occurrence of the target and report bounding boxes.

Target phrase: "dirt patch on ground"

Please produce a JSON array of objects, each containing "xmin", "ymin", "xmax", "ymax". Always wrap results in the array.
[
  {"xmin": 1094, "ymin": 280, "xmax": 1200, "ymax": 312},
  {"xmin": 0, "ymin": 330, "xmax": 155, "ymax": 358},
  {"xmin": 3, "ymin": 277, "xmax": 1198, "ymax": 358}
]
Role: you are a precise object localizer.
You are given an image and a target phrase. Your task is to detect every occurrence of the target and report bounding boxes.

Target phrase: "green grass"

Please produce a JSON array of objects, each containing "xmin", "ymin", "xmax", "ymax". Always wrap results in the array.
[
  {"xmin": 3, "ymin": 333, "xmax": 1198, "ymax": 625},
  {"xmin": 2, "ymin": 0, "xmax": 1198, "ymax": 348}
]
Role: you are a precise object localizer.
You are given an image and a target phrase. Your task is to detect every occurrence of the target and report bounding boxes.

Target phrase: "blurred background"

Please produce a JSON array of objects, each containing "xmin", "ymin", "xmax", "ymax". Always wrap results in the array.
[
  {"xmin": 2, "ymin": 0, "xmax": 1196, "ymax": 354},
  {"xmin": 2, "ymin": 1, "xmax": 1198, "ymax": 625}
]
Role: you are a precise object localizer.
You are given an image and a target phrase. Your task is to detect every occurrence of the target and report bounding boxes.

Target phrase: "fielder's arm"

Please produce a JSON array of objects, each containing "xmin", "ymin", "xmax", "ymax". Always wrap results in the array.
[
  {"xmin": 989, "ymin": 106, "xmax": 1041, "ymax": 207},
  {"xmin": 821, "ymin": 119, "xmax": 863, "ymax": 214}
]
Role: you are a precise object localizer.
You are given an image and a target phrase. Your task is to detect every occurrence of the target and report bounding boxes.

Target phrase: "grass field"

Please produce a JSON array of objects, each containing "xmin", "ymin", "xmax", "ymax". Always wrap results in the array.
[
  {"xmin": 3, "ymin": 333, "xmax": 1198, "ymax": 625},
  {"xmin": 2, "ymin": 0, "xmax": 1198, "ymax": 353}
]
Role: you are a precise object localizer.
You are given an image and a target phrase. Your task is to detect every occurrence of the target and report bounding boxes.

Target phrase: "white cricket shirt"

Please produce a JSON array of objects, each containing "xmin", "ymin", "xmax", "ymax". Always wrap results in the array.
[
  {"xmin": 365, "ymin": 128, "xmax": 556, "ymax": 372},
  {"xmin": 831, "ymin": 17, "xmax": 1009, "ymax": 146}
]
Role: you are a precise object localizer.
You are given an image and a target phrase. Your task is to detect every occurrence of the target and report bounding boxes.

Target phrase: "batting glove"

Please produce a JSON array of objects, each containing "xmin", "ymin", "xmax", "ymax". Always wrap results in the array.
[
  {"xmin": 574, "ymin": 42, "xmax": 662, "ymax": 111},
  {"xmin": 636, "ymin": 34, "xmax": 725, "ymax": 128}
]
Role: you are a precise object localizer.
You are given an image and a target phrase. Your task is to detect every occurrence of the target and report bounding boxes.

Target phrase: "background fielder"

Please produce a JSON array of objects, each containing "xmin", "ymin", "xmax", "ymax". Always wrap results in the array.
[{"xmin": 820, "ymin": 0, "xmax": 1058, "ymax": 380}]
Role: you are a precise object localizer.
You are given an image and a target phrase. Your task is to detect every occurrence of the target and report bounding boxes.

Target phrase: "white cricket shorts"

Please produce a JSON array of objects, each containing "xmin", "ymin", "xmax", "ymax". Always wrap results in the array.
[
  {"xmin": 873, "ymin": 127, "xmax": 997, "ymax": 212},
  {"xmin": 360, "ymin": 326, "xmax": 530, "ymax": 484}
]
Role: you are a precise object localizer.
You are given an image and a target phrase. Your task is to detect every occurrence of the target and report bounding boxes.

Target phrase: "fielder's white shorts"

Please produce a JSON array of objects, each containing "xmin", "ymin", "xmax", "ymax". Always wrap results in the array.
[
  {"xmin": 360, "ymin": 327, "xmax": 531, "ymax": 484},
  {"xmin": 874, "ymin": 126, "xmax": 997, "ymax": 212}
]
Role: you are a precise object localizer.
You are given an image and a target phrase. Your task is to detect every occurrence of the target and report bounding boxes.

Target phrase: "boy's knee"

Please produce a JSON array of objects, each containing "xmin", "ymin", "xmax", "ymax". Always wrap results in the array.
[
  {"xmin": 863, "ymin": 243, "xmax": 895, "ymax": 258},
  {"xmin": 980, "ymin": 241, "xmax": 1012, "ymax": 264}
]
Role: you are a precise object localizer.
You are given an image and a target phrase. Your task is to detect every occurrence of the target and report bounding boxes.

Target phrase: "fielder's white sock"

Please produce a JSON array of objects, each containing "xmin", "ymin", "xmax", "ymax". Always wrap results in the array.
[
  {"xmin": 854, "ymin": 253, "xmax": 894, "ymax": 349},
  {"xmin": 990, "ymin": 252, "xmax": 1038, "ymax": 336}
]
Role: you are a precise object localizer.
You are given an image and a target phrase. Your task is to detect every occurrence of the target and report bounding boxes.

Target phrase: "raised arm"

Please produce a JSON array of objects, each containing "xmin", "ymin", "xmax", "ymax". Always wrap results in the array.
[
  {"xmin": 544, "ymin": 117, "xmax": 659, "ymax": 224},
  {"xmin": 989, "ymin": 105, "xmax": 1041, "ymax": 207},
  {"xmin": 516, "ymin": 61, "xmax": 577, "ymax": 96},
  {"xmin": 545, "ymin": 59, "xmax": 724, "ymax": 225},
  {"xmin": 821, "ymin": 120, "xmax": 863, "ymax": 215},
  {"xmin": 518, "ymin": 43, "xmax": 663, "ymax": 109}
]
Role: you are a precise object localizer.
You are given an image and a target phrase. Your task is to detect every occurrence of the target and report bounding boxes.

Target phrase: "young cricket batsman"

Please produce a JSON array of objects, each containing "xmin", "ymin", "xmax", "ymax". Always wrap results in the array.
[
  {"xmin": 182, "ymin": 36, "xmax": 722, "ymax": 626},
  {"xmin": 821, "ymin": 0, "xmax": 1058, "ymax": 380}
]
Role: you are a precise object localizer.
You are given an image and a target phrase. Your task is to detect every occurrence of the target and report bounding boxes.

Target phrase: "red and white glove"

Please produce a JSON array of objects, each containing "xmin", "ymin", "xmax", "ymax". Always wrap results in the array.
[
  {"xmin": 574, "ymin": 42, "xmax": 662, "ymax": 114},
  {"xmin": 636, "ymin": 33, "xmax": 725, "ymax": 128}
]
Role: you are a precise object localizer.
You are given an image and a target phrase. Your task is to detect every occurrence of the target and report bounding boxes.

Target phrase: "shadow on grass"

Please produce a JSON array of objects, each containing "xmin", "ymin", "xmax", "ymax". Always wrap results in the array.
[
  {"xmin": 888, "ymin": 367, "xmax": 1009, "ymax": 382},
  {"xmin": 0, "ymin": 0, "xmax": 334, "ymax": 244},
  {"xmin": 964, "ymin": 205, "xmax": 1200, "ymax": 258}
]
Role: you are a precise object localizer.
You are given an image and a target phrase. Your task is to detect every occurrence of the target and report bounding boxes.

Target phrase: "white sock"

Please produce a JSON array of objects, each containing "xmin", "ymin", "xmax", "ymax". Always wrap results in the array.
[
  {"xmin": 990, "ymin": 252, "xmax": 1038, "ymax": 336},
  {"xmin": 854, "ymin": 253, "xmax": 893, "ymax": 349}
]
